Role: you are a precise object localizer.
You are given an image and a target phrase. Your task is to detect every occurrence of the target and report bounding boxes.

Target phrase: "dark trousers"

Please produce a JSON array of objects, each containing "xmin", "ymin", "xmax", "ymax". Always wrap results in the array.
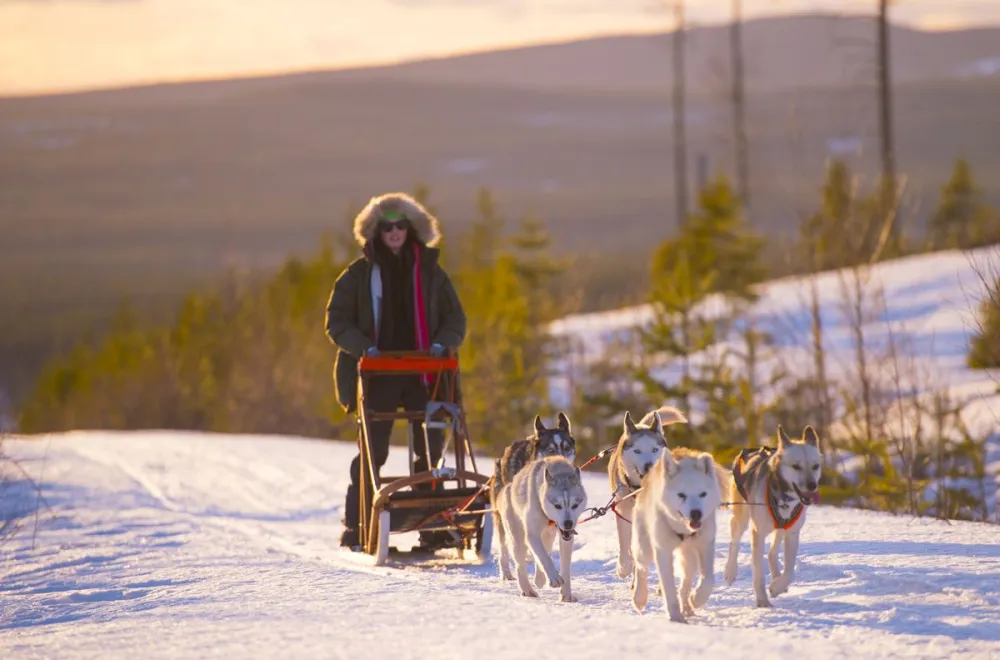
[{"xmin": 344, "ymin": 374, "xmax": 444, "ymax": 530}]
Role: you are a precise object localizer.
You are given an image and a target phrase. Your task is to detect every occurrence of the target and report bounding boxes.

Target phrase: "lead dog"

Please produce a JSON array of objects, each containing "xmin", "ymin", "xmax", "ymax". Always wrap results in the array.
[
  {"xmin": 630, "ymin": 446, "xmax": 724, "ymax": 622},
  {"xmin": 608, "ymin": 406, "xmax": 688, "ymax": 579},
  {"xmin": 722, "ymin": 425, "xmax": 823, "ymax": 608}
]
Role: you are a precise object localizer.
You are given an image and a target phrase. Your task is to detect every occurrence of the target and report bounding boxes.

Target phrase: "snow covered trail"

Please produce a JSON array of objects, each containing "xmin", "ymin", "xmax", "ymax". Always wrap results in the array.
[{"xmin": 2, "ymin": 431, "xmax": 999, "ymax": 659}]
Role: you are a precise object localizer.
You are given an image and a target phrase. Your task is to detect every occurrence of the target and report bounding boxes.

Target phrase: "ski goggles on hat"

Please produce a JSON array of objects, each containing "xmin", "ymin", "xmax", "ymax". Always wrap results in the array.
[{"xmin": 378, "ymin": 210, "xmax": 410, "ymax": 232}]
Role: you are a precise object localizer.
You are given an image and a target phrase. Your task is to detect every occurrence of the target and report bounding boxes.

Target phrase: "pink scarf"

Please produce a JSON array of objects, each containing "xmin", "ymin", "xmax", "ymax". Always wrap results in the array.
[{"xmin": 411, "ymin": 243, "xmax": 432, "ymax": 386}]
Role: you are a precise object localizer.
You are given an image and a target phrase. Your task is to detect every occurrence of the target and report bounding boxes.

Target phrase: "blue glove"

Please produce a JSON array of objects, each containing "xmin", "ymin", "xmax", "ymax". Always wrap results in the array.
[
  {"xmin": 429, "ymin": 343, "xmax": 445, "ymax": 356},
  {"xmin": 365, "ymin": 346, "xmax": 380, "ymax": 357}
]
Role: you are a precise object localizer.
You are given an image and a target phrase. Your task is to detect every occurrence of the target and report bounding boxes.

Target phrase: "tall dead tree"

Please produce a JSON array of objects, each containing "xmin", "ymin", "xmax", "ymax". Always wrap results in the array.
[
  {"xmin": 877, "ymin": 0, "xmax": 897, "ymax": 239},
  {"xmin": 730, "ymin": 0, "xmax": 750, "ymax": 215},
  {"xmin": 673, "ymin": 0, "xmax": 688, "ymax": 229}
]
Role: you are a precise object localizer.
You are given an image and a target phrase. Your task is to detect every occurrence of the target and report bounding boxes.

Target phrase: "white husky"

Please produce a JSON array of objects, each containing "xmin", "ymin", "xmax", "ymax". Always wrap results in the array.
[
  {"xmin": 608, "ymin": 407, "xmax": 688, "ymax": 578},
  {"xmin": 630, "ymin": 447, "xmax": 723, "ymax": 622},
  {"xmin": 496, "ymin": 455, "xmax": 588, "ymax": 602},
  {"xmin": 723, "ymin": 425, "xmax": 823, "ymax": 608}
]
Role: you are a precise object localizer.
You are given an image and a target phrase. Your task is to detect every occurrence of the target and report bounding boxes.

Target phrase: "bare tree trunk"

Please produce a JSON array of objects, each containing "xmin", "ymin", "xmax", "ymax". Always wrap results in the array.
[
  {"xmin": 681, "ymin": 307, "xmax": 692, "ymax": 419},
  {"xmin": 730, "ymin": 0, "xmax": 750, "ymax": 214},
  {"xmin": 673, "ymin": 0, "xmax": 688, "ymax": 229},
  {"xmin": 877, "ymin": 0, "xmax": 897, "ymax": 240},
  {"xmin": 852, "ymin": 268, "xmax": 874, "ymax": 450},
  {"xmin": 809, "ymin": 274, "xmax": 833, "ymax": 456},
  {"xmin": 744, "ymin": 314, "xmax": 760, "ymax": 445}
]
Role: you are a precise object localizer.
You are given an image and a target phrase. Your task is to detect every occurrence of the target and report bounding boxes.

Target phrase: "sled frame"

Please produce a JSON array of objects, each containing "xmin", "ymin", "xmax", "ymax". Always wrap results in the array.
[{"xmin": 354, "ymin": 350, "xmax": 491, "ymax": 564}]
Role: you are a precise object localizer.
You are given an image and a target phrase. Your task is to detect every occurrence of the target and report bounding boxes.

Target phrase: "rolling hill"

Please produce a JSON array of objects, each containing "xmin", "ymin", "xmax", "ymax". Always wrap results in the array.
[{"xmin": 343, "ymin": 14, "xmax": 1000, "ymax": 93}]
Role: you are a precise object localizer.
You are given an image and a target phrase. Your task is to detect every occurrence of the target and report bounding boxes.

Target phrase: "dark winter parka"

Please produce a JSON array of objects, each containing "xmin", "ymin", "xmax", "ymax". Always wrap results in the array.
[{"xmin": 325, "ymin": 192, "xmax": 467, "ymax": 411}]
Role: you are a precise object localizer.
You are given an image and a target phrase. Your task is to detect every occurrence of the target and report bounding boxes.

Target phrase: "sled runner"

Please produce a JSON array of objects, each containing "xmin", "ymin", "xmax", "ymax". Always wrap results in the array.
[{"xmin": 354, "ymin": 350, "xmax": 493, "ymax": 566}]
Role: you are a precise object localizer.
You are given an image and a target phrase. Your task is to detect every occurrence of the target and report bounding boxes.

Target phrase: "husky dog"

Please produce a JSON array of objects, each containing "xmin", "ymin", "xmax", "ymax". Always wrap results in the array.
[
  {"xmin": 608, "ymin": 407, "xmax": 688, "ymax": 578},
  {"xmin": 630, "ymin": 446, "xmax": 723, "ymax": 622},
  {"xmin": 496, "ymin": 455, "xmax": 588, "ymax": 602},
  {"xmin": 723, "ymin": 425, "xmax": 823, "ymax": 608},
  {"xmin": 489, "ymin": 413, "xmax": 577, "ymax": 580}
]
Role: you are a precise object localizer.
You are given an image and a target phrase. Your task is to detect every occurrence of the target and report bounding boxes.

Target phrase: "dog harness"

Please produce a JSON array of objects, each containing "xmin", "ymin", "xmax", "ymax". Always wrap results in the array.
[{"xmin": 732, "ymin": 447, "xmax": 804, "ymax": 531}]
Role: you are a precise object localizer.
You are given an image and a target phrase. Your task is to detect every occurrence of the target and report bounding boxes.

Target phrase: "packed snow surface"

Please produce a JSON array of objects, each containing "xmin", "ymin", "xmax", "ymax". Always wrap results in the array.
[{"xmin": 2, "ymin": 432, "xmax": 999, "ymax": 659}]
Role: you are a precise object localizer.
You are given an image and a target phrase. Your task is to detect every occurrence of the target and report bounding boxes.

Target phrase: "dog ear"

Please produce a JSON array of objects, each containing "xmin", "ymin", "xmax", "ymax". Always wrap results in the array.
[
  {"xmin": 662, "ymin": 449, "xmax": 679, "ymax": 476},
  {"xmin": 649, "ymin": 411, "xmax": 663, "ymax": 436},
  {"xmin": 557, "ymin": 412, "xmax": 571, "ymax": 434},
  {"xmin": 700, "ymin": 455, "xmax": 715, "ymax": 476},
  {"xmin": 803, "ymin": 425, "xmax": 821, "ymax": 451},
  {"xmin": 544, "ymin": 464, "xmax": 555, "ymax": 486},
  {"xmin": 623, "ymin": 411, "xmax": 637, "ymax": 435},
  {"xmin": 777, "ymin": 425, "xmax": 791, "ymax": 449},
  {"xmin": 534, "ymin": 415, "xmax": 546, "ymax": 435}
]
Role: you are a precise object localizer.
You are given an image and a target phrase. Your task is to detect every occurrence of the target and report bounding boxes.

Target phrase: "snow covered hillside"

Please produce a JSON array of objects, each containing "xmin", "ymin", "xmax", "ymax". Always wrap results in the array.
[
  {"xmin": 547, "ymin": 247, "xmax": 1000, "ymax": 517},
  {"xmin": 3, "ymin": 432, "xmax": 999, "ymax": 658},
  {"xmin": 547, "ymin": 247, "xmax": 1000, "ymax": 429}
]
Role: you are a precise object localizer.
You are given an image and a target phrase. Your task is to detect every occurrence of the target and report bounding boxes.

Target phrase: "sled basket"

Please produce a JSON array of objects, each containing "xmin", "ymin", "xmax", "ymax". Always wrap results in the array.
[{"xmin": 350, "ymin": 350, "xmax": 493, "ymax": 565}]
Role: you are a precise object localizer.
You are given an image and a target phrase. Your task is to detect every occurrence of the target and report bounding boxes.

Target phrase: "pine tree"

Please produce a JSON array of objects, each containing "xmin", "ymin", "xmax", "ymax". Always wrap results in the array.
[
  {"xmin": 449, "ymin": 188, "xmax": 562, "ymax": 451},
  {"xmin": 635, "ymin": 174, "xmax": 768, "ymax": 452},
  {"xmin": 968, "ymin": 273, "xmax": 1000, "ymax": 370},
  {"xmin": 655, "ymin": 174, "xmax": 767, "ymax": 302},
  {"xmin": 800, "ymin": 159, "xmax": 854, "ymax": 271},
  {"xmin": 638, "ymin": 253, "xmax": 716, "ymax": 445},
  {"xmin": 929, "ymin": 158, "xmax": 999, "ymax": 250}
]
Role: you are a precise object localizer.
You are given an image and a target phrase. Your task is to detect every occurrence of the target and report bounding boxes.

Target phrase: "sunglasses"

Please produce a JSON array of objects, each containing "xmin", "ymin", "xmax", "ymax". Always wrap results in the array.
[{"xmin": 378, "ymin": 216, "xmax": 410, "ymax": 233}]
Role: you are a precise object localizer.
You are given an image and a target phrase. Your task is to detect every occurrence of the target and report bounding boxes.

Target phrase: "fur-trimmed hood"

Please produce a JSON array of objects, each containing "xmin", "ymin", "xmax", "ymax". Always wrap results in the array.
[{"xmin": 352, "ymin": 192, "xmax": 442, "ymax": 248}]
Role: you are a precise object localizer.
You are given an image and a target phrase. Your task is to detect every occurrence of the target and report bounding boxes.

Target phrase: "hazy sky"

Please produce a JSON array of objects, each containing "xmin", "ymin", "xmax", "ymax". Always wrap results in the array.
[{"xmin": 4, "ymin": 0, "xmax": 999, "ymax": 96}]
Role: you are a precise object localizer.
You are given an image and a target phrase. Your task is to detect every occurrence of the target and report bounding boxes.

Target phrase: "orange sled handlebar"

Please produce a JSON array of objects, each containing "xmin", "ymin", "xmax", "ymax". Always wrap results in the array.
[{"xmin": 358, "ymin": 353, "xmax": 459, "ymax": 374}]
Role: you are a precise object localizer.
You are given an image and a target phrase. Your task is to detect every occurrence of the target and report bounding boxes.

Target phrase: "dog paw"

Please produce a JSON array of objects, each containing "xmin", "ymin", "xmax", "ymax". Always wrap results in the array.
[
  {"xmin": 521, "ymin": 588, "xmax": 539, "ymax": 598},
  {"xmin": 668, "ymin": 611, "xmax": 688, "ymax": 624},
  {"xmin": 693, "ymin": 580, "xmax": 714, "ymax": 608},
  {"xmin": 723, "ymin": 563, "xmax": 737, "ymax": 585},
  {"xmin": 501, "ymin": 570, "xmax": 515, "ymax": 581},
  {"xmin": 534, "ymin": 570, "xmax": 547, "ymax": 588},
  {"xmin": 755, "ymin": 596, "xmax": 772, "ymax": 608},
  {"xmin": 616, "ymin": 560, "xmax": 633, "ymax": 580},
  {"xmin": 769, "ymin": 579, "xmax": 788, "ymax": 598},
  {"xmin": 560, "ymin": 592, "xmax": 578, "ymax": 603},
  {"xmin": 548, "ymin": 573, "xmax": 565, "ymax": 588},
  {"xmin": 682, "ymin": 601, "xmax": 696, "ymax": 618}
]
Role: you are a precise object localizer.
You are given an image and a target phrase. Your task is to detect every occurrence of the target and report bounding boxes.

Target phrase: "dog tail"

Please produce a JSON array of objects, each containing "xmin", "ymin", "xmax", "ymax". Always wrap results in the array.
[{"xmin": 640, "ymin": 405, "xmax": 688, "ymax": 427}]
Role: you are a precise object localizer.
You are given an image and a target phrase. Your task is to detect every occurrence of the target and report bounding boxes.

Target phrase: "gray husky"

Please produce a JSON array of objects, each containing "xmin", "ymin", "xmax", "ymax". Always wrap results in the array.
[
  {"xmin": 489, "ymin": 413, "xmax": 577, "ymax": 580},
  {"xmin": 608, "ymin": 406, "xmax": 688, "ymax": 578},
  {"xmin": 496, "ymin": 455, "xmax": 588, "ymax": 602},
  {"xmin": 723, "ymin": 425, "xmax": 823, "ymax": 608}
]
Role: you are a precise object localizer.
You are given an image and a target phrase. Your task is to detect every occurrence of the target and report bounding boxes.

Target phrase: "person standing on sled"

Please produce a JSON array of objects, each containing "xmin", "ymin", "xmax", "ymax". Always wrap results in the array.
[{"xmin": 325, "ymin": 191, "xmax": 467, "ymax": 552}]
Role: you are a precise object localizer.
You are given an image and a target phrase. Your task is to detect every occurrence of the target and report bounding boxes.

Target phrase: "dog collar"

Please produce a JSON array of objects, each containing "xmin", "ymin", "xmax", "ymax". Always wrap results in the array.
[
  {"xmin": 665, "ymin": 515, "xmax": 697, "ymax": 542},
  {"xmin": 623, "ymin": 471, "xmax": 643, "ymax": 492}
]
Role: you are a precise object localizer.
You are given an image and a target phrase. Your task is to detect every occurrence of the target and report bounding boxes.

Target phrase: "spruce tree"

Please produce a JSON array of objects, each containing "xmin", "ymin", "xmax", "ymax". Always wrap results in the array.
[
  {"xmin": 968, "ymin": 273, "xmax": 1000, "ymax": 371},
  {"xmin": 929, "ymin": 158, "xmax": 999, "ymax": 250},
  {"xmin": 636, "ymin": 174, "xmax": 768, "ymax": 451}
]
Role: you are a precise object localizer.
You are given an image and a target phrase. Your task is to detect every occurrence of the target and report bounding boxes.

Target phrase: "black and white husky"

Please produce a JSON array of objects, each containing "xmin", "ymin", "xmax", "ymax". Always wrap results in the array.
[
  {"xmin": 607, "ymin": 406, "xmax": 688, "ymax": 579},
  {"xmin": 723, "ymin": 425, "xmax": 824, "ymax": 608}
]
